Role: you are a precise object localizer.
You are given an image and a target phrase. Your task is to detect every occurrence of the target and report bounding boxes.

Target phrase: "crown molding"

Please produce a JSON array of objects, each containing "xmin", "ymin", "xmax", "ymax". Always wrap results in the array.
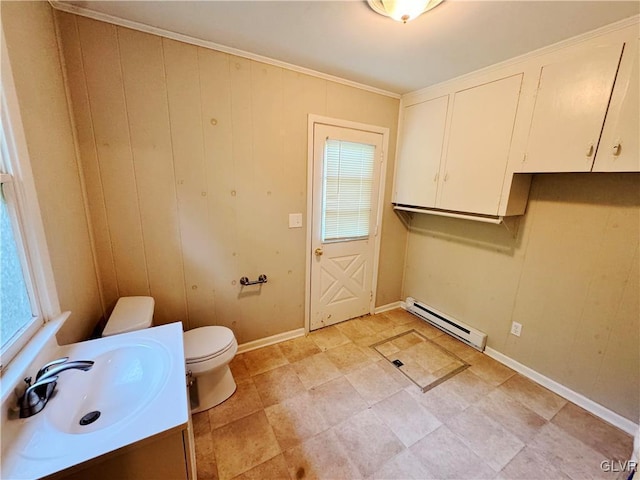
[
  {"xmin": 48, "ymin": 1, "xmax": 402, "ymax": 100},
  {"xmin": 405, "ymin": 14, "xmax": 639, "ymax": 98}
]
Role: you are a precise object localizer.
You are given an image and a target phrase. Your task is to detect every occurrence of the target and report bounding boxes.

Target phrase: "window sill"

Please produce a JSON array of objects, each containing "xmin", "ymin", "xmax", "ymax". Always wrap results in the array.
[{"xmin": 0, "ymin": 312, "xmax": 68, "ymax": 407}]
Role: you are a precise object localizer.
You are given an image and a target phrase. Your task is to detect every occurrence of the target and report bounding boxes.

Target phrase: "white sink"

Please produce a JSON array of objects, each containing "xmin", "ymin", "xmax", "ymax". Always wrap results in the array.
[
  {"xmin": 1, "ymin": 323, "xmax": 187, "ymax": 479},
  {"xmin": 45, "ymin": 342, "xmax": 170, "ymax": 436}
]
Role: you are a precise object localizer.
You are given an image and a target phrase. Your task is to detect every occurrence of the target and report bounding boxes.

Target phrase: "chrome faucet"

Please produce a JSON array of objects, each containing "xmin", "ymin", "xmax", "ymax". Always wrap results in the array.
[
  {"xmin": 35, "ymin": 356, "xmax": 70, "ymax": 381},
  {"xmin": 19, "ymin": 376, "xmax": 59, "ymax": 418},
  {"xmin": 19, "ymin": 357, "xmax": 94, "ymax": 418},
  {"xmin": 34, "ymin": 359, "xmax": 94, "ymax": 383}
]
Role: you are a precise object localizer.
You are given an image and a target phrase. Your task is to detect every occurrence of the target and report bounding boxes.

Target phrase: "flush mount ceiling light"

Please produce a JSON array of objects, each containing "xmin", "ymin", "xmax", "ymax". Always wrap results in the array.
[{"xmin": 367, "ymin": 0, "xmax": 445, "ymax": 23}]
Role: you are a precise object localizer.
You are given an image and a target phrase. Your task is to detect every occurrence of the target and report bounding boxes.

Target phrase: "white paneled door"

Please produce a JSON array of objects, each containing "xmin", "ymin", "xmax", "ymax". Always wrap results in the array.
[{"xmin": 309, "ymin": 123, "xmax": 384, "ymax": 331}]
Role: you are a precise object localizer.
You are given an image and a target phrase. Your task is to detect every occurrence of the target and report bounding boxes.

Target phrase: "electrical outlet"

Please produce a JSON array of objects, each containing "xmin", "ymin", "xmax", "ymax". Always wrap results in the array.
[{"xmin": 510, "ymin": 321, "xmax": 522, "ymax": 337}]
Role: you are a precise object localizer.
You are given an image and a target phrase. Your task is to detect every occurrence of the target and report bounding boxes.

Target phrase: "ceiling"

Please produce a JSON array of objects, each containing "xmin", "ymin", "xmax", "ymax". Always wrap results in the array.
[{"xmin": 56, "ymin": 1, "xmax": 639, "ymax": 95}]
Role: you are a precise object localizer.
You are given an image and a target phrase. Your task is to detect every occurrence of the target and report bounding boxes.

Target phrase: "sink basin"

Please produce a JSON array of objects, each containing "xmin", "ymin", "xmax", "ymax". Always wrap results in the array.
[
  {"xmin": 45, "ymin": 343, "xmax": 170, "ymax": 435},
  {"xmin": 1, "ymin": 323, "xmax": 188, "ymax": 479}
]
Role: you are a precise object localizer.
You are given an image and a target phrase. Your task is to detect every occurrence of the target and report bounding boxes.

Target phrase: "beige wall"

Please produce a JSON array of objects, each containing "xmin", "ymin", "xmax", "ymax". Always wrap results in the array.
[
  {"xmin": 1, "ymin": 1, "xmax": 103, "ymax": 344},
  {"xmin": 403, "ymin": 173, "xmax": 640, "ymax": 421},
  {"xmin": 4, "ymin": 0, "xmax": 635, "ymax": 426},
  {"xmin": 55, "ymin": 13, "xmax": 405, "ymax": 343}
]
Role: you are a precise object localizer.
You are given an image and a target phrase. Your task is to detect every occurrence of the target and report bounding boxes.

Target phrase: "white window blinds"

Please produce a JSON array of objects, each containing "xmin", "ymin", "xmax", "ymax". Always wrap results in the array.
[{"xmin": 322, "ymin": 139, "xmax": 376, "ymax": 242}]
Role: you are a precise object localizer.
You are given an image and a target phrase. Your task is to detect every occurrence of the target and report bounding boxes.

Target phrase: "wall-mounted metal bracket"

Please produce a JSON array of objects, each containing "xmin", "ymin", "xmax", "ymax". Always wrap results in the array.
[{"xmin": 240, "ymin": 274, "xmax": 268, "ymax": 286}]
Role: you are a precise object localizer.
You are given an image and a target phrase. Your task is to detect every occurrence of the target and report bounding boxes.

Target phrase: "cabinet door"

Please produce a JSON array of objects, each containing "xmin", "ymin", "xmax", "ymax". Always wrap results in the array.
[
  {"xmin": 593, "ymin": 39, "xmax": 639, "ymax": 172},
  {"xmin": 521, "ymin": 42, "xmax": 624, "ymax": 172},
  {"xmin": 438, "ymin": 74, "xmax": 522, "ymax": 215},
  {"xmin": 393, "ymin": 95, "xmax": 448, "ymax": 208}
]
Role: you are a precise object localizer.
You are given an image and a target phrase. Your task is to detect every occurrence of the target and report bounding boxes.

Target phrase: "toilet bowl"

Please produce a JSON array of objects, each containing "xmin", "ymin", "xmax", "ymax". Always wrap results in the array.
[
  {"xmin": 102, "ymin": 296, "xmax": 238, "ymax": 413},
  {"xmin": 184, "ymin": 326, "xmax": 238, "ymax": 413}
]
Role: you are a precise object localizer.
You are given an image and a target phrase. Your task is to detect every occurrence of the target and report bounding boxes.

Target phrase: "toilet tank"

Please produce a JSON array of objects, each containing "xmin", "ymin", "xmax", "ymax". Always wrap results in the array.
[{"xmin": 102, "ymin": 296, "xmax": 155, "ymax": 337}]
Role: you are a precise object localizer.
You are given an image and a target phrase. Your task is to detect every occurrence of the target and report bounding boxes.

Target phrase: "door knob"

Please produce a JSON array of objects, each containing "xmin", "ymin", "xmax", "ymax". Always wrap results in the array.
[{"xmin": 314, "ymin": 247, "xmax": 323, "ymax": 256}]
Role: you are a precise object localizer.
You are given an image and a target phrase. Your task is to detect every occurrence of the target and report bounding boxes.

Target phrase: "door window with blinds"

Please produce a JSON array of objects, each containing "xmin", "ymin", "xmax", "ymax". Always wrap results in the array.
[{"xmin": 321, "ymin": 139, "xmax": 376, "ymax": 242}]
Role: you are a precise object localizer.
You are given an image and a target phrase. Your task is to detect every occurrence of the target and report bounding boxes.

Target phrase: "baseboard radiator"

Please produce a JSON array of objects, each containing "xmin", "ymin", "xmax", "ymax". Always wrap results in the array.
[{"xmin": 405, "ymin": 297, "xmax": 487, "ymax": 351}]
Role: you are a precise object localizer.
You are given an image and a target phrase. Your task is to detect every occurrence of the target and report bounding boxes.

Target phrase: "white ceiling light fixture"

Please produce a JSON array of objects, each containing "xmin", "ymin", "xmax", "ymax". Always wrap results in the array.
[{"xmin": 366, "ymin": 0, "xmax": 445, "ymax": 23}]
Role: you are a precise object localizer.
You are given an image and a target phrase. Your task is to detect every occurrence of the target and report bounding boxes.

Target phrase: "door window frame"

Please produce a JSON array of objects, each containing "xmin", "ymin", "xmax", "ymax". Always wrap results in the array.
[{"xmin": 305, "ymin": 115, "xmax": 389, "ymax": 334}]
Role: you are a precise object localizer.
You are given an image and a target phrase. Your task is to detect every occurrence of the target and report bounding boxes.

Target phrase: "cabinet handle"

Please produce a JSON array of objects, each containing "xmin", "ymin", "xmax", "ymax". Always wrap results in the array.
[
  {"xmin": 586, "ymin": 143, "xmax": 594, "ymax": 157},
  {"xmin": 612, "ymin": 142, "xmax": 621, "ymax": 156}
]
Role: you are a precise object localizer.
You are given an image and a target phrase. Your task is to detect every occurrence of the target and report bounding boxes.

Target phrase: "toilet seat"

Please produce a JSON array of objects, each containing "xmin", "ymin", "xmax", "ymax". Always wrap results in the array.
[{"xmin": 184, "ymin": 326, "xmax": 235, "ymax": 364}]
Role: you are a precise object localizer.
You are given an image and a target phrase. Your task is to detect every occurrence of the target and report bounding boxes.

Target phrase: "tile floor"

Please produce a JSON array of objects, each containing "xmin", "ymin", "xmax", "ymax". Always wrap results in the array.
[
  {"xmin": 372, "ymin": 330, "xmax": 468, "ymax": 391},
  {"xmin": 192, "ymin": 309, "xmax": 633, "ymax": 480}
]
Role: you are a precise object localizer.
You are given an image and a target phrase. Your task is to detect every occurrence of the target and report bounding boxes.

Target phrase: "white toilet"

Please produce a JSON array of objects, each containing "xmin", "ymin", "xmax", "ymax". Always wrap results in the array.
[{"xmin": 102, "ymin": 296, "xmax": 238, "ymax": 413}]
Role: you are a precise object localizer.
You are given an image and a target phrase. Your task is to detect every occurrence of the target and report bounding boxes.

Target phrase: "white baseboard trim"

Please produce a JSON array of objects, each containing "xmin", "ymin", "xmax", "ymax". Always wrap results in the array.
[
  {"xmin": 484, "ymin": 347, "xmax": 638, "ymax": 436},
  {"xmin": 374, "ymin": 301, "xmax": 404, "ymax": 314},
  {"xmin": 237, "ymin": 328, "xmax": 305, "ymax": 354},
  {"xmin": 239, "ymin": 302, "xmax": 406, "ymax": 353}
]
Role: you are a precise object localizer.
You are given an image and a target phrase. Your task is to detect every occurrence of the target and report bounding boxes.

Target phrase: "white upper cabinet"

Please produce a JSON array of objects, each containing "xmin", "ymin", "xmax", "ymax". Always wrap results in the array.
[
  {"xmin": 519, "ymin": 41, "xmax": 624, "ymax": 173},
  {"xmin": 393, "ymin": 95, "xmax": 449, "ymax": 208},
  {"xmin": 438, "ymin": 75, "xmax": 523, "ymax": 215},
  {"xmin": 593, "ymin": 38, "xmax": 639, "ymax": 172},
  {"xmin": 392, "ymin": 20, "xmax": 638, "ymax": 220}
]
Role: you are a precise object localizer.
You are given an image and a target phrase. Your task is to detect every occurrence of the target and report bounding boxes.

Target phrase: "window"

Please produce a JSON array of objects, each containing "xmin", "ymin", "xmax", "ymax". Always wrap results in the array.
[
  {"xmin": 0, "ymin": 154, "xmax": 41, "ymax": 370},
  {"xmin": 1, "ymin": 174, "xmax": 35, "ymax": 341},
  {"xmin": 0, "ymin": 32, "xmax": 57, "ymax": 372},
  {"xmin": 322, "ymin": 139, "xmax": 376, "ymax": 242}
]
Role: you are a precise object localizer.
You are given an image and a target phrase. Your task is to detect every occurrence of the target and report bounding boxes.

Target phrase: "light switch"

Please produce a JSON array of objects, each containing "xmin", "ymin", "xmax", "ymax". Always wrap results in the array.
[{"xmin": 289, "ymin": 213, "xmax": 303, "ymax": 228}]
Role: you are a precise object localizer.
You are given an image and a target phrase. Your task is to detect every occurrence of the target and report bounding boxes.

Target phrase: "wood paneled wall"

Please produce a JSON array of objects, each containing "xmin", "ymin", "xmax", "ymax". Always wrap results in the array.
[
  {"xmin": 403, "ymin": 173, "xmax": 640, "ymax": 421},
  {"xmin": 55, "ymin": 13, "xmax": 404, "ymax": 343}
]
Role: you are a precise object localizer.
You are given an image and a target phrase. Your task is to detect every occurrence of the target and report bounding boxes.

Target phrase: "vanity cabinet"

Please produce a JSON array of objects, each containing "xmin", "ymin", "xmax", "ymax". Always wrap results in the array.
[
  {"xmin": 50, "ymin": 422, "xmax": 196, "ymax": 480},
  {"xmin": 593, "ymin": 37, "xmax": 639, "ymax": 172},
  {"xmin": 518, "ymin": 41, "xmax": 625, "ymax": 173},
  {"xmin": 394, "ymin": 95, "xmax": 449, "ymax": 208},
  {"xmin": 437, "ymin": 74, "xmax": 523, "ymax": 215}
]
